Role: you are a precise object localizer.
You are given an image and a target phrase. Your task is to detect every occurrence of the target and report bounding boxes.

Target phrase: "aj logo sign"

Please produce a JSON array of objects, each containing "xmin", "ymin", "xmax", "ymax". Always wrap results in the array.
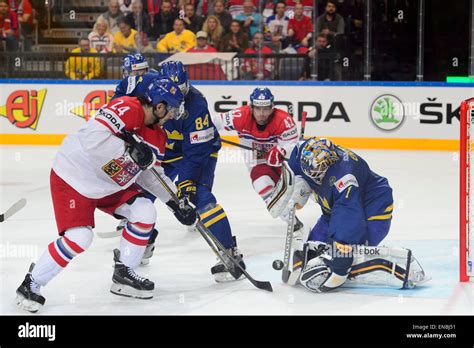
[{"xmin": 0, "ymin": 89, "xmax": 47, "ymax": 130}]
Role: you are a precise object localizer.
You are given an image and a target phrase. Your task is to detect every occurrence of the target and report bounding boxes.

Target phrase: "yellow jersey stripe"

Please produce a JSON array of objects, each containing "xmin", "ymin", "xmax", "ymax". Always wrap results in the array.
[
  {"xmin": 210, "ymin": 153, "xmax": 218, "ymax": 158},
  {"xmin": 384, "ymin": 204, "xmax": 394, "ymax": 213},
  {"xmin": 367, "ymin": 213, "xmax": 392, "ymax": 221},
  {"xmin": 162, "ymin": 156, "xmax": 183, "ymax": 164},
  {"xmin": 203, "ymin": 212, "xmax": 227, "ymax": 228},
  {"xmin": 199, "ymin": 205, "xmax": 222, "ymax": 220}
]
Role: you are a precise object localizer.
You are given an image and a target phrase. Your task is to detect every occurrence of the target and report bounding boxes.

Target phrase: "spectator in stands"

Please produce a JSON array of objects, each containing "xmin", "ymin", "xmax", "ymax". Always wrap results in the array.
[
  {"xmin": 288, "ymin": 2, "xmax": 313, "ymax": 48},
  {"xmin": 265, "ymin": 1, "xmax": 288, "ymax": 47},
  {"xmin": 98, "ymin": 0, "xmax": 124, "ymax": 35},
  {"xmin": 88, "ymin": 17, "xmax": 114, "ymax": 53},
  {"xmin": 120, "ymin": 0, "xmax": 133, "ymax": 16},
  {"xmin": 218, "ymin": 19, "xmax": 248, "ymax": 52},
  {"xmin": 188, "ymin": 30, "xmax": 217, "ymax": 52},
  {"xmin": 126, "ymin": 0, "xmax": 152, "ymax": 37},
  {"xmin": 156, "ymin": 17, "xmax": 195, "ymax": 52},
  {"xmin": 113, "ymin": 18, "xmax": 137, "ymax": 53},
  {"xmin": 315, "ymin": 0, "xmax": 345, "ymax": 38},
  {"xmin": 201, "ymin": 15, "xmax": 224, "ymax": 49},
  {"xmin": 241, "ymin": 31, "xmax": 274, "ymax": 80},
  {"xmin": 300, "ymin": 33, "xmax": 341, "ymax": 81},
  {"xmin": 285, "ymin": 0, "xmax": 313, "ymax": 19},
  {"xmin": 227, "ymin": 0, "xmax": 257, "ymax": 18},
  {"xmin": 182, "ymin": 2, "xmax": 202, "ymax": 33},
  {"xmin": 196, "ymin": 0, "xmax": 217, "ymax": 18},
  {"xmin": 213, "ymin": 0, "xmax": 232, "ymax": 34},
  {"xmin": 261, "ymin": 0, "xmax": 275, "ymax": 21},
  {"xmin": 234, "ymin": 0, "xmax": 263, "ymax": 38},
  {"xmin": 65, "ymin": 38, "xmax": 101, "ymax": 80},
  {"xmin": 135, "ymin": 31, "xmax": 156, "ymax": 52},
  {"xmin": 0, "ymin": 0, "xmax": 19, "ymax": 51},
  {"xmin": 17, "ymin": 0, "xmax": 33, "ymax": 51},
  {"xmin": 152, "ymin": 0, "xmax": 177, "ymax": 40}
]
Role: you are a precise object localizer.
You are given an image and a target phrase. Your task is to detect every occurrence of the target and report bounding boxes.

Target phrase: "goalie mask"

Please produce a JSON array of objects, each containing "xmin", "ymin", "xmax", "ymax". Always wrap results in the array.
[{"xmin": 300, "ymin": 138, "xmax": 339, "ymax": 185}]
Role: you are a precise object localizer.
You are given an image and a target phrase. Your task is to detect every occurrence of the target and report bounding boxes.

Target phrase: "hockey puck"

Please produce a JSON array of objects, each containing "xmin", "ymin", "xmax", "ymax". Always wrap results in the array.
[{"xmin": 272, "ymin": 259, "xmax": 284, "ymax": 271}]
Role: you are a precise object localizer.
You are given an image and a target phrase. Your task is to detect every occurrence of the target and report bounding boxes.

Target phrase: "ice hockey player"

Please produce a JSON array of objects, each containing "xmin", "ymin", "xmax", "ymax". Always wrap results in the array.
[
  {"xmin": 212, "ymin": 87, "xmax": 303, "ymax": 233},
  {"xmin": 267, "ymin": 137, "xmax": 429, "ymax": 292},
  {"xmin": 112, "ymin": 60, "xmax": 245, "ymax": 282},
  {"xmin": 122, "ymin": 52, "xmax": 151, "ymax": 77},
  {"xmin": 16, "ymin": 79, "xmax": 196, "ymax": 313},
  {"xmin": 111, "ymin": 53, "xmax": 162, "ymax": 257},
  {"xmin": 158, "ymin": 61, "xmax": 246, "ymax": 283}
]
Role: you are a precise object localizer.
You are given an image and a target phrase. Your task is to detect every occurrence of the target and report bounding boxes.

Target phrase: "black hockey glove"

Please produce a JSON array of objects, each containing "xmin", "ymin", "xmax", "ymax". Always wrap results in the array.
[
  {"xmin": 166, "ymin": 198, "xmax": 198, "ymax": 226},
  {"xmin": 123, "ymin": 131, "xmax": 156, "ymax": 170}
]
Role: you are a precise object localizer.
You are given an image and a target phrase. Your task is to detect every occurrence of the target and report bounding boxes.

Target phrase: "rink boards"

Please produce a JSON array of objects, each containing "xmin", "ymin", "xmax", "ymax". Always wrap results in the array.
[{"xmin": 0, "ymin": 80, "xmax": 473, "ymax": 150}]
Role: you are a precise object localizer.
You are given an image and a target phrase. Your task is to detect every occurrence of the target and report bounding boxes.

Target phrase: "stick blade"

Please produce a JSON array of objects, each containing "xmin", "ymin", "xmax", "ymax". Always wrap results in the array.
[
  {"xmin": 253, "ymin": 279, "xmax": 273, "ymax": 292},
  {"xmin": 1, "ymin": 198, "xmax": 27, "ymax": 222}
]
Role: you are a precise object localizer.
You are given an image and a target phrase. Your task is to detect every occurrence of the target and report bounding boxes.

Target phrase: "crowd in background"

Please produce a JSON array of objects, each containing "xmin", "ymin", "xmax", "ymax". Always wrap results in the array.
[{"xmin": 1, "ymin": 0, "xmax": 425, "ymax": 81}]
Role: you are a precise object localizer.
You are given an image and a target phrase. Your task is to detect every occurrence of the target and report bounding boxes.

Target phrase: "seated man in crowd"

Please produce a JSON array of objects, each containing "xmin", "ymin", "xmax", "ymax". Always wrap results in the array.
[
  {"xmin": 188, "ymin": 31, "xmax": 217, "ymax": 52},
  {"xmin": 235, "ymin": 0, "xmax": 263, "ymax": 39},
  {"xmin": 113, "ymin": 18, "xmax": 137, "ymax": 53},
  {"xmin": 288, "ymin": 3, "xmax": 313, "ymax": 48},
  {"xmin": 315, "ymin": 0, "xmax": 345, "ymax": 39},
  {"xmin": 241, "ymin": 31, "xmax": 274, "ymax": 80},
  {"xmin": 65, "ymin": 38, "xmax": 101, "ymax": 80},
  {"xmin": 156, "ymin": 18, "xmax": 196, "ymax": 53},
  {"xmin": 98, "ymin": 0, "xmax": 124, "ymax": 35}
]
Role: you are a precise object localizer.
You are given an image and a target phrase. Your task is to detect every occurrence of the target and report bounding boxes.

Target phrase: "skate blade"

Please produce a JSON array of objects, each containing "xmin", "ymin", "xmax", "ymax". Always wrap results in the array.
[
  {"xmin": 110, "ymin": 283, "xmax": 153, "ymax": 299},
  {"xmin": 15, "ymin": 293, "xmax": 42, "ymax": 313}
]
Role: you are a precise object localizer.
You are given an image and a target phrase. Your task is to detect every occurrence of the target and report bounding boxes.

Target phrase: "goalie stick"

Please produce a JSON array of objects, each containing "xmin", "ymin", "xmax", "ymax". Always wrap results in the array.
[
  {"xmin": 123, "ymin": 131, "xmax": 273, "ymax": 292},
  {"xmin": 280, "ymin": 111, "xmax": 307, "ymax": 283},
  {"xmin": 0, "ymin": 198, "xmax": 27, "ymax": 223}
]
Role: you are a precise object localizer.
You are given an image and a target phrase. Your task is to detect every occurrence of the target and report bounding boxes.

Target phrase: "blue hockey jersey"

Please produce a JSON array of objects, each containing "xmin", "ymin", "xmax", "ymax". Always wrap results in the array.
[
  {"xmin": 288, "ymin": 139, "xmax": 393, "ymax": 245},
  {"xmin": 162, "ymin": 85, "xmax": 221, "ymax": 183}
]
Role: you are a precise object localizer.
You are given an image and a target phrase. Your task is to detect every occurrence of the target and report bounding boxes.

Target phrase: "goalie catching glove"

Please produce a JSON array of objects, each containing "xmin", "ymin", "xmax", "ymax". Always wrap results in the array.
[
  {"xmin": 122, "ymin": 131, "xmax": 156, "ymax": 170},
  {"xmin": 266, "ymin": 162, "xmax": 312, "ymax": 218}
]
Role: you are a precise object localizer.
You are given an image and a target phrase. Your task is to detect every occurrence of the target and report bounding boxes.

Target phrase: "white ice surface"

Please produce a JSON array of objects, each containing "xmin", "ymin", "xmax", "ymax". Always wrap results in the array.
[{"xmin": 0, "ymin": 146, "xmax": 472, "ymax": 315}]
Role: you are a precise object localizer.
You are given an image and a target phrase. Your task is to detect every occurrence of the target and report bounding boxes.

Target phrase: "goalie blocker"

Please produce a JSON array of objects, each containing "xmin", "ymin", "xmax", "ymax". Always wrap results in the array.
[{"xmin": 266, "ymin": 138, "xmax": 430, "ymax": 292}]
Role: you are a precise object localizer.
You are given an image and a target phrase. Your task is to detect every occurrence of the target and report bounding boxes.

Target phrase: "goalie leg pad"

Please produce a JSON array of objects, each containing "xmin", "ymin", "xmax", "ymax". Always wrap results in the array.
[
  {"xmin": 267, "ymin": 163, "xmax": 312, "ymax": 218},
  {"xmin": 347, "ymin": 245, "xmax": 430, "ymax": 288}
]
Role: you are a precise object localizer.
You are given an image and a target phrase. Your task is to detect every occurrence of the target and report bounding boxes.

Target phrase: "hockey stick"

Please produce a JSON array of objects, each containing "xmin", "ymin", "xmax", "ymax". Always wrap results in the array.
[
  {"xmin": 147, "ymin": 166, "xmax": 273, "ymax": 292},
  {"xmin": 279, "ymin": 111, "xmax": 308, "ymax": 283},
  {"xmin": 0, "ymin": 198, "xmax": 27, "ymax": 223}
]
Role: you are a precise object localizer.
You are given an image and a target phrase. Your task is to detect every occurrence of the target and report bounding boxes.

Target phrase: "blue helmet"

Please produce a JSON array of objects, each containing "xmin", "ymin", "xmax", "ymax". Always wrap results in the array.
[
  {"xmin": 143, "ymin": 78, "xmax": 185, "ymax": 120},
  {"xmin": 159, "ymin": 61, "xmax": 189, "ymax": 95},
  {"xmin": 122, "ymin": 53, "xmax": 149, "ymax": 77},
  {"xmin": 249, "ymin": 87, "xmax": 274, "ymax": 108}
]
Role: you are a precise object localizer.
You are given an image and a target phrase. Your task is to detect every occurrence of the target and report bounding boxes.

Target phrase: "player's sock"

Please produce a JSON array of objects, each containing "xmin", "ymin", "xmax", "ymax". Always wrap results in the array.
[
  {"xmin": 198, "ymin": 203, "xmax": 234, "ymax": 249},
  {"xmin": 31, "ymin": 227, "xmax": 91, "ymax": 285},
  {"xmin": 120, "ymin": 221, "xmax": 154, "ymax": 269}
]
